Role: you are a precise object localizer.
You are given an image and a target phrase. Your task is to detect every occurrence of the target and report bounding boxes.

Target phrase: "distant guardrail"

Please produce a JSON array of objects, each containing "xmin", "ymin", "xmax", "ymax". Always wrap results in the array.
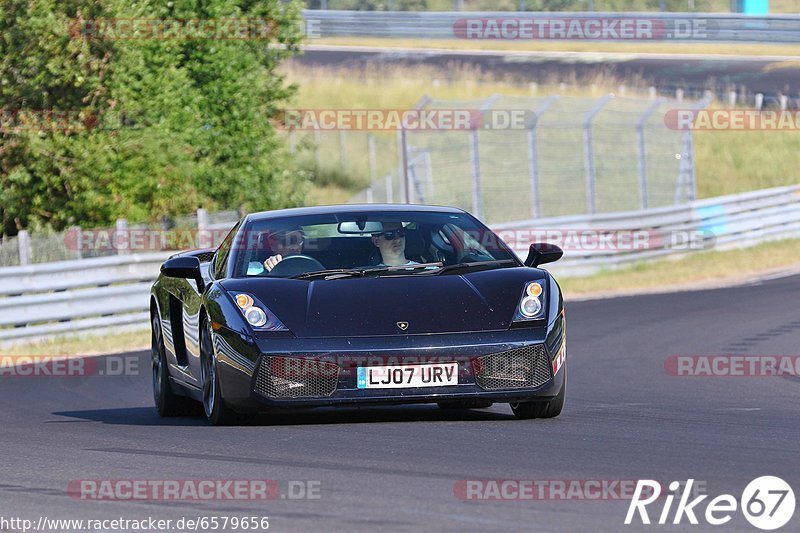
[
  {"xmin": 2, "ymin": 185, "xmax": 800, "ymax": 346},
  {"xmin": 302, "ymin": 10, "xmax": 800, "ymax": 43}
]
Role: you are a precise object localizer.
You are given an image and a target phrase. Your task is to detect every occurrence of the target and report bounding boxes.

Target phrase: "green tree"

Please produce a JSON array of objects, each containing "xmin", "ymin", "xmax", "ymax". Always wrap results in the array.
[{"xmin": 0, "ymin": 0, "xmax": 306, "ymax": 235}]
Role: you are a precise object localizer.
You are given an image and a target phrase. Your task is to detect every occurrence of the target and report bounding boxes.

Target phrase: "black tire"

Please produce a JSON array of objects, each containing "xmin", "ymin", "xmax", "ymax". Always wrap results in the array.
[
  {"xmin": 200, "ymin": 315, "xmax": 239, "ymax": 426},
  {"xmin": 437, "ymin": 400, "xmax": 493, "ymax": 410},
  {"xmin": 510, "ymin": 366, "xmax": 566, "ymax": 420},
  {"xmin": 152, "ymin": 313, "xmax": 195, "ymax": 417}
]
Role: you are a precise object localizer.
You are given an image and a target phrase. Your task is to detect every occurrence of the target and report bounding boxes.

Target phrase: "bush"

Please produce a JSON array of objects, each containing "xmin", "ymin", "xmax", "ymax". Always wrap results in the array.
[{"xmin": 0, "ymin": 0, "xmax": 307, "ymax": 235}]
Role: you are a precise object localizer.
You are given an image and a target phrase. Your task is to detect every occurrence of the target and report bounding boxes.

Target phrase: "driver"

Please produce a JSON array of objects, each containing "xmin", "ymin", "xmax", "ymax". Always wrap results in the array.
[
  {"xmin": 371, "ymin": 222, "xmax": 419, "ymax": 267},
  {"xmin": 263, "ymin": 227, "xmax": 306, "ymax": 272}
]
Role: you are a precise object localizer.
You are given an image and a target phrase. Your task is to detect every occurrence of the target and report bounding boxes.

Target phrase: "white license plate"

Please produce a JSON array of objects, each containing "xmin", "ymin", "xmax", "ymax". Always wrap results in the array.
[{"xmin": 357, "ymin": 363, "xmax": 458, "ymax": 389}]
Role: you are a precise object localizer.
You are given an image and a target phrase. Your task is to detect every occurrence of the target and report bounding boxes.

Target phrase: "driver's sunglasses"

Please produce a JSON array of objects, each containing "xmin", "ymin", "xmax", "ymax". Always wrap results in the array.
[{"xmin": 378, "ymin": 229, "xmax": 406, "ymax": 240}]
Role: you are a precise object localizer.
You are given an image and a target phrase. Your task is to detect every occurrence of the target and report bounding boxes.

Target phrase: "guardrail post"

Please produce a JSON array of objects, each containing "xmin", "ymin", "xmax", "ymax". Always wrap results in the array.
[
  {"xmin": 17, "ymin": 230, "xmax": 31, "ymax": 266},
  {"xmin": 583, "ymin": 94, "xmax": 613, "ymax": 215},
  {"xmin": 526, "ymin": 95, "xmax": 557, "ymax": 219},
  {"xmin": 636, "ymin": 98, "xmax": 664, "ymax": 210},
  {"xmin": 755, "ymin": 93, "xmax": 764, "ymax": 110},
  {"xmin": 115, "ymin": 219, "xmax": 128, "ymax": 256}
]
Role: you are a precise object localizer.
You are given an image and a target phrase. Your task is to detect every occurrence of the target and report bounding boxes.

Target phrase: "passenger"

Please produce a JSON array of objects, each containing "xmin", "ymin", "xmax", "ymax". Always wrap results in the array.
[{"xmin": 371, "ymin": 222, "xmax": 418, "ymax": 267}]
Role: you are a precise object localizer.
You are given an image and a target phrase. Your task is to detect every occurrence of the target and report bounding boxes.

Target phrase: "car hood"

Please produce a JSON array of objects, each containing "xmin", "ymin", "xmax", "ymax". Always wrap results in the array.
[{"xmin": 220, "ymin": 268, "xmax": 543, "ymax": 338}]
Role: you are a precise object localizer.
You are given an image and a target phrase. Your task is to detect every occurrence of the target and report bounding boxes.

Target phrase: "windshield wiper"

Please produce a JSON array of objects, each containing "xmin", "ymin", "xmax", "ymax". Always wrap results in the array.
[
  {"xmin": 291, "ymin": 262, "xmax": 444, "ymax": 280},
  {"xmin": 291, "ymin": 268, "xmax": 367, "ymax": 280},
  {"xmin": 359, "ymin": 262, "xmax": 444, "ymax": 276},
  {"xmin": 433, "ymin": 259, "xmax": 518, "ymax": 275}
]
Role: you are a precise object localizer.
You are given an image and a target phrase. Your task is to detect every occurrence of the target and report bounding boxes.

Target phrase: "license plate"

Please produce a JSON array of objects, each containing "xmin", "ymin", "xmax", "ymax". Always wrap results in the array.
[{"xmin": 357, "ymin": 363, "xmax": 458, "ymax": 389}]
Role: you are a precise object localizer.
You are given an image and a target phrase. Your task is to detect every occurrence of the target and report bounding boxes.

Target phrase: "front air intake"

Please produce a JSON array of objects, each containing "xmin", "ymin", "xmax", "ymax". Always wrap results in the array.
[
  {"xmin": 472, "ymin": 344, "xmax": 552, "ymax": 390},
  {"xmin": 254, "ymin": 356, "xmax": 339, "ymax": 399}
]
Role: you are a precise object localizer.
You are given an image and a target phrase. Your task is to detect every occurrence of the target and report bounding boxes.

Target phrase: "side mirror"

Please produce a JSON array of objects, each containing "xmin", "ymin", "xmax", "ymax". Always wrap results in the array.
[
  {"xmin": 524, "ymin": 243, "xmax": 563, "ymax": 268},
  {"xmin": 161, "ymin": 256, "xmax": 204, "ymax": 291}
]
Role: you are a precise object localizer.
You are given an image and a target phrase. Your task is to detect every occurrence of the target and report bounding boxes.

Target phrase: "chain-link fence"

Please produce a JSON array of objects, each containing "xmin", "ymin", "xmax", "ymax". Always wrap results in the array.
[
  {"xmin": 342, "ymin": 93, "xmax": 709, "ymax": 225},
  {"xmin": 0, "ymin": 209, "xmax": 241, "ymax": 267}
]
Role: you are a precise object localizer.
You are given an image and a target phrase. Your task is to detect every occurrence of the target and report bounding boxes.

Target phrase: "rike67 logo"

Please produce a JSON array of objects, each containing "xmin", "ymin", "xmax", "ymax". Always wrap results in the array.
[{"xmin": 625, "ymin": 477, "xmax": 796, "ymax": 530}]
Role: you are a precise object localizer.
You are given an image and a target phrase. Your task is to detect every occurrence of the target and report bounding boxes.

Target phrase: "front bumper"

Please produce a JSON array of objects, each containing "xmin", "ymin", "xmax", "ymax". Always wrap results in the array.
[{"xmin": 214, "ymin": 325, "xmax": 565, "ymax": 410}]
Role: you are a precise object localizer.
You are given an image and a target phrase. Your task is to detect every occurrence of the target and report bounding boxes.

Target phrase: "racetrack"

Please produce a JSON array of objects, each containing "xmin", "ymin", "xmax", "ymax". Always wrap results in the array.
[
  {"xmin": 2, "ymin": 274, "xmax": 799, "ymax": 532},
  {"xmin": 296, "ymin": 45, "xmax": 800, "ymax": 98}
]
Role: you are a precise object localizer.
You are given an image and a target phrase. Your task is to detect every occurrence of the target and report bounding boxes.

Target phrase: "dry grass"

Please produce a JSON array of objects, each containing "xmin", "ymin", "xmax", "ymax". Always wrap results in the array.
[
  {"xmin": 0, "ymin": 328, "xmax": 149, "ymax": 356},
  {"xmin": 559, "ymin": 237, "xmax": 800, "ymax": 296},
  {"xmin": 309, "ymin": 37, "xmax": 800, "ymax": 58}
]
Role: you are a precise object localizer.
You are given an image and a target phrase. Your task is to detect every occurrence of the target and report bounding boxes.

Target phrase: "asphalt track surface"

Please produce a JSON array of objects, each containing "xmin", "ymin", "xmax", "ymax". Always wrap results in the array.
[
  {"xmin": 2, "ymin": 273, "xmax": 800, "ymax": 532},
  {"xmin": 295, "ymin": 46, "xmax": 800, "ymax": 97}
]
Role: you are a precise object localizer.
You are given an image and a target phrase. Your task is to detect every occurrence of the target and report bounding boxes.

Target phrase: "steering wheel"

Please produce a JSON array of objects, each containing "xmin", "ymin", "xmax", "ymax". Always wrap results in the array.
[{"xmin": 267, "ymin": 255, "xmax": 325, "ymax": 277}]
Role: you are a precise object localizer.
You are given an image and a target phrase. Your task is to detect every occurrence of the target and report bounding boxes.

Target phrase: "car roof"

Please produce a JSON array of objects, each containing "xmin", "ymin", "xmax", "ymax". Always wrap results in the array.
[{"xmin": 245, "ymin": 204, "xmax": 469, "ymax": 223}]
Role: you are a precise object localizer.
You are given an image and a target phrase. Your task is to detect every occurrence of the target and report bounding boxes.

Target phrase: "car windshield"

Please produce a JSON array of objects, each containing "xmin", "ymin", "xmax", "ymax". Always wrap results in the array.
[{"xmin": 230, "ymin": 210, "xmax": 520, "ymax": 279}]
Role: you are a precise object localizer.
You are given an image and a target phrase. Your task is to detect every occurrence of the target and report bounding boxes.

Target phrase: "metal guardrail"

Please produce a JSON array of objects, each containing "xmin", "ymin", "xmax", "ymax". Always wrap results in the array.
[
  {"xmin": 303, "ymin": 10, "xmax": 800, "ymax": 43},
  {"xmin": 1, "ymin": 185, "xmax": 799, "ymax": 346},
  {"xmin": 496, "ymin": 184, "xmax": 800, "ymax": 276}
]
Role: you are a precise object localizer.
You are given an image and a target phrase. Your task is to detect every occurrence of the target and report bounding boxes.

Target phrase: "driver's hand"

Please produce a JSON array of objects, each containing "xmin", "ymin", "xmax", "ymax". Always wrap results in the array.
[{"xmin": 264, "ymin": 254, "xmax": 283, "ymax": 272}]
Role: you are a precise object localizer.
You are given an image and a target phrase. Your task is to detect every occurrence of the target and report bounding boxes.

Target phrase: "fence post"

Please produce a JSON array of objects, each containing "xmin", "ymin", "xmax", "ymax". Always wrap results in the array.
[
  {"xmin": 339, "ymin": 130, "xmax": 347, "ymax": 173},
  {"xmin": 197, "ymin": 208, "xmax": 209, "ymax": 249},
  {"xmin": 17, "ymin": 230, "xmax": 31, "ymax": 265},
  {"xmin": 396, "ymin": 129, "xmax": 408, "ymax": 203},
  {"xmin": 469, "ymin": 128, "xmax": 482, "ymax": 219},
  {"xmin": 385, "ymin": 173, "xmax": 394, "ymax": 203},
  {"xmin": 314, "ymin": 130, "xmax": 322, "ymax": 169},
  {"xmin": 368, "ymin": 134, "xmax": 377, "ymax": 185},
  {"xmin": 676, "ymin": 93, "xmax": 711, "ymax": 204},
  {"xmin": 71, "ymin": 226, "xmax": 82, "ymax": 259},
  {"xmin": 366, "ymin": 187, "xmax": 374, "ymax": 204},
  {"xmin": 526, "ymin": 95, "xmax": 557, "ymax": 219},
  {"xmin": 583, "ymin": 94, "xmax": 613, "ymax": 215},
  {"xmin": 400, "ymin": 128, "xmax": 411, "ymax": 203},
  {"xmin": 115, "ymin": 218, "xmax": 128, "ymax": 255},
  {"xmin": 636, "ymin": 98, "xmax": 664, "ymax": 210}
]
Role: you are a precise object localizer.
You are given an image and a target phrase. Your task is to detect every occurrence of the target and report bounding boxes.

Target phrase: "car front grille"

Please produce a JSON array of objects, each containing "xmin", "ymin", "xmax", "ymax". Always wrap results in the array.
[
  {"xmin": 254, "ymin": 356, "xmax": 339, "ymax": 399},
  {"xmin": 472, "ymin": 344, "xmax": 551, "ymax": 390}
]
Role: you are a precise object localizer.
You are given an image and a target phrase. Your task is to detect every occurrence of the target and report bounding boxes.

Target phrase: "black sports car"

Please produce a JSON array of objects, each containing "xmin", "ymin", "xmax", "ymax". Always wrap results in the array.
[{"xmin": 150, "ymin": 204, "xmax": 566, "ymax": 424}]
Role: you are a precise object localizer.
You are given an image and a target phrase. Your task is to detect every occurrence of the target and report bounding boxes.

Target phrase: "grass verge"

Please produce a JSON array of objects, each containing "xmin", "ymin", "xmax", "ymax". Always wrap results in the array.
[
  {"xmin": 559, "ymin": 237, "xmax": 800, "ymax": 296},
  {"xmin": 0, "ymin": 328, "xmax": 149, "ymax": 356}
]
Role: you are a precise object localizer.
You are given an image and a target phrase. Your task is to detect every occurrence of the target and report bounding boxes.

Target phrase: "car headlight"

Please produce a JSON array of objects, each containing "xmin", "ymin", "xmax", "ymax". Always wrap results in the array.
[
  {"xmin": 233, "ymin": 292, "xmax": 288, "ymax": 331},
  {"xmin": 513, "ymin": 281, "xmax": 545, "ymax": 322}
]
